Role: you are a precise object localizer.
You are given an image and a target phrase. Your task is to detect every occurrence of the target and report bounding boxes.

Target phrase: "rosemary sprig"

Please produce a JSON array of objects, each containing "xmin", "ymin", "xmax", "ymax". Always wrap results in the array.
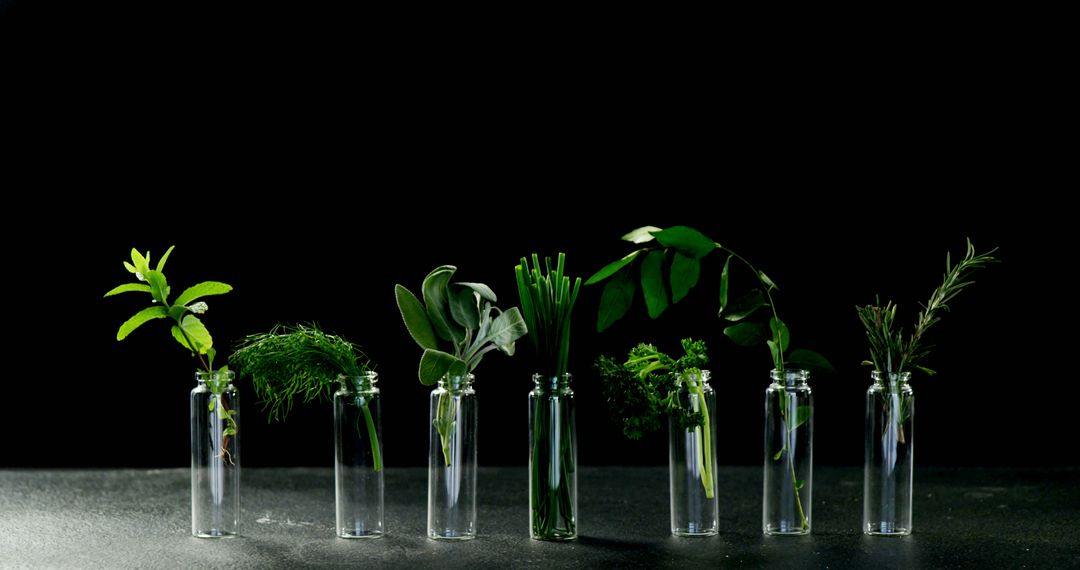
[{"xmin": 856, "ymin": 239, "xmax": 998, "ymax": 377}]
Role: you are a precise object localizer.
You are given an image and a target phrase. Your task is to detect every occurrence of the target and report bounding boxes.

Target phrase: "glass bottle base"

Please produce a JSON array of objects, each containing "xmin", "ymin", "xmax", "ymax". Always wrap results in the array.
[
  {"xmin": 672, "ymin": 529, "xmax": 718, "ymax": 537},
  {"xmin": 763, "ymin": 526, "xmax": 810, "ymax": 536},
  {"xmin": 428, "ymin": 531, "xmax": 476, "ymax": 541},
  {"xmin": 338, "ymin": 530, "xmax": 385, "ymax": 539},
  {"xmin": 864, "ymin": 523, "xmax": 911, "ymax": 536},
  {"xmin": 192, "ymin": 530, "xmax": 238, "ymax": 539},
  {"xmin": 531, "ymin": 533, "xmax": 578, "ymax": 542}
]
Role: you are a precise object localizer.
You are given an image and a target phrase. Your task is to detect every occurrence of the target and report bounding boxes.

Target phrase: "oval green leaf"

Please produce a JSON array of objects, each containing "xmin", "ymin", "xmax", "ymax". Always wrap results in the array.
[
  {"xmin": 419, "ymin": 348, "xmax": 464, "ymax": 385},
  {"xmin": 585, "ymin": 249, "xmax": 643, "ymax": 285},
  {"xmin": 758, "ymin": 270, "xmax": 778, "ymax": 291},
  {"xmin": 653, "ymin": 226, "xmax": 717, "ymax": 259},
  {"xmin": 723, "ymin": 322, "xmax": 769, "ymax": 347},
  {"xmin": 422, "ymin": 266, "xmax": 463, "ymax": 344},
  {"xmin": 145, "ymin": 270, "xmax": 169, "ymax": 305},
  {"xmin": 170, "ymin": 314, "xmax": 213, "ymax": 354},
  {"xmin": 723, "ymin": 289, "xmax": 768, "ymax": 321},
  {"xmin": 669, "ymin": 252, "xmax": 700, "ymax": 303},
  {"xmin": 449, "ymin": 284, "xmax": 481, "ymax": 329},
  {"xmin": 769, "ymin": 317, "xmax": 790, "ymax": 353},
  {"xmin": 621, "ymin": 226, "xmax": 662, "ymax": 244},
  {"xmin": 597, "ymin": 267, "xmax": 636, "ymax": 332},
  {"xmin": 788, "ymin": 349, "xmax": 834, "ymax": 371},
  {"xmin": 641, "ymin": 250, "xmax": 669, "ymax": 319},
  {"xmin": 718, "ymin": 255, "xmax": 732, "ymax": 311},
  {"xmin": 395, "ymin": 284, "xmax": 439, "ymax": 350}
]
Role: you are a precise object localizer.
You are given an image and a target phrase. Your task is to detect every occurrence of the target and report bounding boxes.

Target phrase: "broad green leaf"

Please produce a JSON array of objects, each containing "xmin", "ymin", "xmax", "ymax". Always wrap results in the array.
[
  {"xmin": 758, "ymin": 270, "xmax": 778, "ymax": 291},
  {"xmin": 769, "ymin": 317, "xmax": 790, "ymax": 353},
  {"xmin": 454, "ymin": 282, "xmax": 497, "ymax": 303},
  {"xmin": 104, "ymin": 283, "xmax": 151, "ymax": 297},
  {"xmin": 171, "ymin": 314, "xmax": 213, "ymax": 354},
  {"xmin": 168, "ymin": 304, "xmax": 187, "ymax": 321},
  {"xmin": 487, "ymin": 306, "xmax": 528, "ymax": 347},
  {"xmin": 145, "ymin": 270, "xmax": 169, "ymax": 304},
  {"xmin": 718, "ymin": 255, "xmax": 732, "ymax": 311},
  {"xmin": 206, "ymin": 347, "xmax": 217, "ymax": 369},
  {"xmin": 116, "ymin": 306, "xmax": 168, "ymax": 340},
  {"xmin": 173, "ymin": 281, "xmax": 232, "ymax": 307},
  {"xmin": 724, "ymin": 322, "xmax": 769, "ymax": 347},
  {"xmin": 585, "ymin": 249, "xmax": 642, "ymax": 285},
  {"xmin": 621, "ymin": 226, "xmax": 662, "ymax": 244},
  {"xmin": 788, "ymin": 349, "xmax": 834, "ymax": 371},
  {"xmin": 156, "ymin": 245, "xmax": 175, "ymax": 272},
  {"xmin": 448, "ymin": 284, "xmax": 481, "ymax": 329},
  {"xmin": 669, "ymin": 252, "xmax": 700, "ymax": 303},
  {"xmin": 723, "ymin": 289, "xmax": 768, "ymax": 321},
  {"xmin": 395, "ymin": 284, "xmax": 438, "ymax": 350},
  {"xmin": 597, "ymin": 267, "xmax": 636, "ymax": 332},
  {"xmin": 422, "ymin": 265, "xmax": 463, "ymax": 343},
  {"xmin": 130, "ymin": 249, "xmax": 150, "ymax": 275},
  {"xmin": 641, "ymin": 250, "xmax": 669, "ymax": 319},
  {"xmin": 653, "ymin": 226, "xmax": 717, "ymax": 259},
  {"xmin": 791, "ymin": 405, "xmax": 812, "ymax": 431},
  {"xmin": 418, "ymin": 349, "xmax": 464, "ymax": 385}
]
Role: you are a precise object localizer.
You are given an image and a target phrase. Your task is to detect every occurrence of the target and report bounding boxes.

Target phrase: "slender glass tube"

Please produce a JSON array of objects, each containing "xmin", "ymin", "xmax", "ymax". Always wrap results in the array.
[
  {"xmin": 191, "ymin": 370, "xmax": 240, "ymax": 538},
  {"xmin": 670, "ymin": 370, "xmax": 718, "ymax": 536},
  {"xmin": 763, "ymin": 369, "xmax": 812, "ymax": 536},
  {"xmin": 427, "ymin": 374, "xmax": 477, "ymax": 540},
  {"xmin": 335, "ymin": 372, "xmax": 384, "ymax": 538},
  {"xmin": 863, "ymin": 371, "xmax": 914, "ymax": 536},
  {"xmin": 529, "ymin": 373, "xmax": 577, "ymax": 541}
]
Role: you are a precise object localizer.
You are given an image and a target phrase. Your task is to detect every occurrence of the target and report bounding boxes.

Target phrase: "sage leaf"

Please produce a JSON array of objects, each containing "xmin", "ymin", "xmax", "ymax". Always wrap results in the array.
[
  {"xmin": 449, "ymin": 284, "xmax": 481, "ymax": 329},
  {"xmin": 621, "ymin": 226, "xmax": 662, "ymax": 244},
  {"xmin": 487, "ymin": 306, "xmax": 528, "ymax": 348},
  {"xmin": 419, "ymin": 348, "xmax": 463, "ymax": 385},
  {"xmin": 454, "ymin": 282, "xmax": 497, "ymax": 303},
  {"xmin": 669, "ymin": 252, "xmax": 700, "ymax": 303},
  {"xmin": 723, "ymin": 322, "xmax": 769, "ymax": 346},
  {"xmin": 641, "ymin": 250, "xmax": 669, "ymax": 318},
  {"xmin": 422, "ymin": 265, "xmax": 463, "ymax": 343},
  {"xmin": 585, "ymin": 249, "xmax": 642, "ymax": 285},
  {"xmin": 173, "ymin": 281, "xmax": 233, "ymax": 308},
  {"xmin": 104, "ymin": 283, "xmax": 151, "ymax": 297},
  {"xmin": 597, "ymin": 268, "xmax": 636, "ymax": 332},
  {"xmin": 116, "ymin": 306, "xmax": 168, "ymax": 340},
  {"xmin": 394, "ymin": 284, "xmax": 438, "ymax": 350},
  {"xmin": 653, "ymin": 226, "xmax": 716, "ymax": 259}
]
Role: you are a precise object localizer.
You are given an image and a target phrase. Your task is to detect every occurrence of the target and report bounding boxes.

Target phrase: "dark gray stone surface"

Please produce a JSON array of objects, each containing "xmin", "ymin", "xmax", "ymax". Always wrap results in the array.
[{"xmin": 1, "ymin": 467, "xmax": 1077, "ymax": 568}]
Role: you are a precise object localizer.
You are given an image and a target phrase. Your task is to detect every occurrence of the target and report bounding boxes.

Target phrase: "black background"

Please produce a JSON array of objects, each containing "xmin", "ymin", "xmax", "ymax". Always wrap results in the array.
[{"xmin": 0, "ymin": 5, "xmax": 1064, "ymax": 469}]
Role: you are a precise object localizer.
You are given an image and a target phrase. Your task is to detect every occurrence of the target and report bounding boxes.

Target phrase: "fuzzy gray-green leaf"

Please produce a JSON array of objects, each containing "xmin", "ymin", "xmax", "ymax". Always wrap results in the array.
[
  {"xmin": 117, "ymin": 306, "xmax": 168, "ymax": 340},
  {"xmin": 449, "ymin": 284, "xmax": 481, "ymax": 329},
  {"xmin": 395, "ymin": 284, "xmax": 439, "ymax": 350},
  {"xmin": 669, "ymin": 252, "xmax": 700, "ymax": 303},
  {"xmin": 597, "ymin": 268, "xmax": 636, "ymax": 332},
  {"xmin": 487, "ymin": 306, "xmax": 528, "ymax": 348},
  {"xmin": 422, "ymin": 265, "xmax": 463, "ymax": 343},
  {"xmin": 419, "ymin": 349, "xmax": 464, "ymax": 385},
  {"xmin": 641, "ymin": 250, "xmax": 669, "ymax": 319},
  {"xmin": 586, "ymin": 249, "xmax": 642, "ymax": 285}
]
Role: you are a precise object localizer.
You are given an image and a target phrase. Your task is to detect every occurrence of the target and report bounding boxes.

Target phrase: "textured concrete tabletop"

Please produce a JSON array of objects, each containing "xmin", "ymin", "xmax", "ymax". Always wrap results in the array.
[{"xmin": 1, "ymin": 467, "xmax": 1077, "ymax": 568}]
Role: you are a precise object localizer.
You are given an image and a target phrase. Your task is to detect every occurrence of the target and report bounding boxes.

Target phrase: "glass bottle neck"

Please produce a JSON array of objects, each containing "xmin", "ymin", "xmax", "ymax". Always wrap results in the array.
[
  {"xmin": 339, "ymin": 372, "xmax": 379, "ymax": 392},
  {"xmin": 532, "ymin": 373, "xmax": 572, "ymax": 391},
  {"xmin": 438, "ymin": 374, "xmax": 475, "ymax": 392},
  {"xmin": 871, "ymin": 371, "xmax": 911, "ymax": 387},
  {"xmin": 770, "ymin": 368, "xmax": 809, "ymax": 388},
  {"xmin": 678, "ymin": 370, "xmax": 711, "ymax": 391}
]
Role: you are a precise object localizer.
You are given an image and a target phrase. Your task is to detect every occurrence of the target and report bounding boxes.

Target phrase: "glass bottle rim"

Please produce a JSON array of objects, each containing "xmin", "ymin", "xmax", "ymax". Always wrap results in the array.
[
  {"xmin": 195, "ymin": 369, "xmax": 235, "ymax": 383},
  {"xmin": 871, "ymin": 370, "xmax": 912, "ymax": 384},
  {"xmin": 531, "ymin": 372, "xmax": 573, "ymax": 388},
  {"xmin": 338, "ymin": 371, "xmax": 379, "ymax": 389},
  {"xmin": 438, "ymin": 373, "xmax": 475, "ymax": 390},
  {"xmin": 769, "ymin": 368, "xmax": 809, "ymax": 386}
]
